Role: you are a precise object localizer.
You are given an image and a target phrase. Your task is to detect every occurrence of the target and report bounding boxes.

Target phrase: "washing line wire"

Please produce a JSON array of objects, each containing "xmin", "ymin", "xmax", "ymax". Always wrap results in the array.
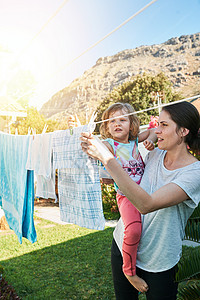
[
  {"xmin": 42, "ymin": 0, "xmax": 159, "ymax": 80},
  {"xmin": 27, "ymin": 0, "xmax": 159, "ymax": 108},
  {"xmin": 16, "ymin": 0, "xmax": 70, "ymax": 59},
  {"xmin": 94, "ymin": 94, "xmax": 200, "ymax": 124}
]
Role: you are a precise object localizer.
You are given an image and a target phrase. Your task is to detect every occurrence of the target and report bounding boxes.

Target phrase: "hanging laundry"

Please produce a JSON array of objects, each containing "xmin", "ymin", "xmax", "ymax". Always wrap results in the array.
[
  {"xmin": 52, "ymin": 125, "xmax": 105, "ymax": 230},
  {"xmin": 0, "ymin": 132, "xmax": 36, "ymax": 243},
  {"xmin": 26, "ymin": 132, "xmax": 56, "ymax": 200}
]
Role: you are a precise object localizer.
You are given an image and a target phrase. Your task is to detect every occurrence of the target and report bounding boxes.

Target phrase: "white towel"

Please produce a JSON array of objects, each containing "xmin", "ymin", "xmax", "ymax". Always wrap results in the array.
[{"xmin": 26, "ymin": 132, "xmax": 56, "ymax": 200}]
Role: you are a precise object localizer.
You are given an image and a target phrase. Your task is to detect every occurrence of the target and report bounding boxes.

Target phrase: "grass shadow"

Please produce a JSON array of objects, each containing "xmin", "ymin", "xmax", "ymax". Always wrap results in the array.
[{"xmin": 0, "ymin": 220, "xmax": 115, "ymax": 300}]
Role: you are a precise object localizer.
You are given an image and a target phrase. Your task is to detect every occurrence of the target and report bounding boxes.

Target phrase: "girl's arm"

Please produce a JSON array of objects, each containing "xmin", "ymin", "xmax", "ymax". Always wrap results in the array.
[
  {"xmin": 81, "ymin": 133, "xmax": 189, "ymax": 214},
  {"xmin": 138, "ymin": 128, "xmax": 157, "ymax": 151}
]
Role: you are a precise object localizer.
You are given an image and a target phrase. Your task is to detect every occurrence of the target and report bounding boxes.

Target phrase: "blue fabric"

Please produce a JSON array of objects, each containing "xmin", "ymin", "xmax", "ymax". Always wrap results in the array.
[{"xmin": 0, "ymin": 132, "xmax": 36, "ymax": 243}]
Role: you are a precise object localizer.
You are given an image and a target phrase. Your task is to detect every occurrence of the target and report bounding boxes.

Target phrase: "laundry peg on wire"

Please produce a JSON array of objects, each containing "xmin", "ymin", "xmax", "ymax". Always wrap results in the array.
[
  {"xmin": 88, "ymin": 111, "xmax": 97, "ymax": 133},
  {"xmin": 68, "ymin": 114, "xmax": 81, "ymax": 135},
  {"xmin": 31, "ymin": 128, "xmax": 36, "ymax": 139},
  {"xmin": 42, "ymin": 124, "xmax": 48, "ymax": 134}
]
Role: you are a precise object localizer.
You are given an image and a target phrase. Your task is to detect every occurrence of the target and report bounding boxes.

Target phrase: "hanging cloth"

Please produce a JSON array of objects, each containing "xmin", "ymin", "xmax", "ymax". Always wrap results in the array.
[
  {"xmin": 52, "ymin": 125, "xmax": 105, "ymax": 230},
  {"xmin": 26, "ymin": 132, "xmax": 56, "ymax": 200},
  {"xmin": 0, "ymin": 132, "xmax": 36, "ymax": 243}
]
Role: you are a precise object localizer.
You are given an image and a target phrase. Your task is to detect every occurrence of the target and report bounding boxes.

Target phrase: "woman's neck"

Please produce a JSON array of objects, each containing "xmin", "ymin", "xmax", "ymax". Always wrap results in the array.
[{"xmin": 164, "ymin": 146, "xmax": 197, "ymax": 170}]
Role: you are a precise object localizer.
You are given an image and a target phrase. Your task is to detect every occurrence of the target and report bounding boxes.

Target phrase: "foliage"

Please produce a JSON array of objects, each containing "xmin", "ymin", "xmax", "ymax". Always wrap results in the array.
[
  {"xmin": 95, "ymin": 72, "xmax": 182, "ymax": 133},
  {"xmin": 176, "ymin": 246, "xmax": 200, "ymax": 282},
  {"xmin": 177, "ymin": 280, "xmax": 200, "ymax": 300},
  {"xmin": 176, "ymin": 246, "xmax": 200, "ymax": 300},
  {"xmin": 10, "ymin": 107, "xmax": 59, "ymax": 135},
  {"xmin": 184, "ymin": 210, "xmax": 200, "ymax": 243},
  {"xmin": 176, "ymin": 198, "xmax": 200, "ymax": 299},
  {"xmin": 101, "ymin": 181, "xmax": 119, "ymax": 220}
]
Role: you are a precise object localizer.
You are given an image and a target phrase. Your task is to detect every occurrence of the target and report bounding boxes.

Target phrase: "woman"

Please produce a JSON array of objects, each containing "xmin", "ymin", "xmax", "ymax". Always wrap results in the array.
[{"xmin": 81, "ymin": 101, "xmax": 200, "ymax": 300}]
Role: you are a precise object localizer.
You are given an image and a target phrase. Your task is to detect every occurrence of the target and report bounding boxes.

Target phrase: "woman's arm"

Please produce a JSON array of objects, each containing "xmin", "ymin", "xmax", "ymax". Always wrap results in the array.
[{"xmin": 81, "ymin": 133, "xmax": 189, "ymax": 214}]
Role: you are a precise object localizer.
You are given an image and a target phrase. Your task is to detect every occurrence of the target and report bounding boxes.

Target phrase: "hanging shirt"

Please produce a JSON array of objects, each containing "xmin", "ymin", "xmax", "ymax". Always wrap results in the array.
[
  {"xmin": 0, "ymin": 132, "xmax": 36, "ymax": 244},
  {"xmin": 52, "ymin": 125, "xmax": 105, "ymax": 230}
]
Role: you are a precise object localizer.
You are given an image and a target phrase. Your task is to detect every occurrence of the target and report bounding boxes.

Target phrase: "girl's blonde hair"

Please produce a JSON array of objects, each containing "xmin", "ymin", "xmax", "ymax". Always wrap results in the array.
[{"xmin": 100, "ymin": 102, "xmax": 140, "ymax": 140}]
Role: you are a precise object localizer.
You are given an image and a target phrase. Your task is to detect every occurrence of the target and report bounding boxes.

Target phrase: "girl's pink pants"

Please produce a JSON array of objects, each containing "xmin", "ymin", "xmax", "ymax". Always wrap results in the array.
[{"xmin": 116, "ymin": 193, "xmax": 142, "ymax": 276}]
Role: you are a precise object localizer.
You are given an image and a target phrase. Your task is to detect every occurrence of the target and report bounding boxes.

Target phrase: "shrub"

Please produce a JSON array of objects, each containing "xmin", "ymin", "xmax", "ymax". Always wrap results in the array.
[{"xmin": 101, "ymin": 181, "xmax": 120, "ymax": 220}]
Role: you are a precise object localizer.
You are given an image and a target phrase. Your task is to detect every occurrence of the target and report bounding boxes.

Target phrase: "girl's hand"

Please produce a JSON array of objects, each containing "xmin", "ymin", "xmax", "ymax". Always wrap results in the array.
[
  {"xmin": 143, "ymin": 139, "xmax": 155, "ymax": 151},
  {"xmin": 80, "ymin": 133, "xmax": 114, "ymax": 163}
]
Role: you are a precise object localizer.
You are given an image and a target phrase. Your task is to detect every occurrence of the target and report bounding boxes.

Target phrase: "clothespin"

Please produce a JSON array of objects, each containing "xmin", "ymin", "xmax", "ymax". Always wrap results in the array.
[
  {"xmin": 88, "ymin": 111, "xmax": 97, "ymax": 133},
  {"xmin": 31, "ymin": 128, "xmax": 36, "ymax": 140},
  {"xmin": 42, "ymin": 124, "xmax": 48, "ymax": 134},
  {"xmin": 15, "ymin": 128, "xmax": 18, "ymax": 135},
  {"xmin": 68, "ymin": 114, "xmax": 81, "ymax": 135}
]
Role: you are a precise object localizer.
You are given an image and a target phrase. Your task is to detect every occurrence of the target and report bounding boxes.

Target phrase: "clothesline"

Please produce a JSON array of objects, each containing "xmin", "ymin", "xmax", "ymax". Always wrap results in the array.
[
  {"xmin": 94, "ymin": 94, "xmax": 200, "ymax": 125},
  {"xmin": 3, "ymin": 93, "xmax": 200, "ymax": 136},
  {"xmin": 0, "ymin": 123, "xmax": 105, "ymax": 244}
]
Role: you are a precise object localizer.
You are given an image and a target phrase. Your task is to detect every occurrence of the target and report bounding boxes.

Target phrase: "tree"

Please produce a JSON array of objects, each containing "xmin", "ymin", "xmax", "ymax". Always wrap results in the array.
[
  {"xmin": 10, "ymin": 107, "xmax": 59, "ymax": 135},
  {"xmin": 95, "ymin": 73, "xmax": 181, "ymax": 133}
]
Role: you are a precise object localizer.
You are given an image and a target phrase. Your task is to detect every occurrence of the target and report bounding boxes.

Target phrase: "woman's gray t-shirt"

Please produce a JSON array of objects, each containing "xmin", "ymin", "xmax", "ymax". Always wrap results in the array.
[{"xmin": 113, "ymin": 148, "xmax": 200, "ymax": 272}]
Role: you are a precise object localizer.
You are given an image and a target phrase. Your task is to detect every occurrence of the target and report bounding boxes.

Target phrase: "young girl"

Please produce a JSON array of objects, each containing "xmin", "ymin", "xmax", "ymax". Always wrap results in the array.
[{"xmin": 100, "ymin": 102, "xmax": 156, "ymax": 293}]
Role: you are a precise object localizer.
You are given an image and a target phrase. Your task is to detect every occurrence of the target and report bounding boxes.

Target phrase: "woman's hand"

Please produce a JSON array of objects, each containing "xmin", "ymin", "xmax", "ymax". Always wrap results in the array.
[{"xmin": 80, "ymin": 133, "xmax": 114, "ymax": 163}]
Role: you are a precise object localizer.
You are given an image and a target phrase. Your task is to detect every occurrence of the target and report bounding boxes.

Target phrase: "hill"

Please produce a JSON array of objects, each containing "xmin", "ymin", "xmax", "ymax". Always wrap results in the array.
[{"xmin": 40, "ymin": 32, "xmax": 200, "ymax": 121}]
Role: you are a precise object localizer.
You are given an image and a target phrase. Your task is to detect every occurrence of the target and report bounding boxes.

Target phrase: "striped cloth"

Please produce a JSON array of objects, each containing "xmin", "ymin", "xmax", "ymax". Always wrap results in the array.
[
  {"xmin": 0, "ymin": 132, "xmax": 36, "ymax": 244},
  {"xmin": 52, "ymin": 125, "xmax": 105, "ymax": 230}
]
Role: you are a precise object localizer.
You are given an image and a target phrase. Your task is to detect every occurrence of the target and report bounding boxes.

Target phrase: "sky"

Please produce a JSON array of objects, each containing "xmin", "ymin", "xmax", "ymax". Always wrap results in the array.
[{"xmin": 0, "ymin": 0, "xmax": 200, "ymax": 109}]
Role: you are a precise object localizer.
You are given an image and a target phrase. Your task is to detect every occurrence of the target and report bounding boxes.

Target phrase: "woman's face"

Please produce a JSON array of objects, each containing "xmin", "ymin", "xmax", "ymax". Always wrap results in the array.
[{"xmin": 155, "ymin": 110, "xmax": 181, "ymax": 150}]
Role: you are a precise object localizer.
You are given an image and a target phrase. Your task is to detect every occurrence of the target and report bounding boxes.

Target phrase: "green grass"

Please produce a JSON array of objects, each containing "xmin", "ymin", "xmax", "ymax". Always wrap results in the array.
[
  {"xmin": 1, "ymin": 217, "xmax": 199, "ymax": 299},
  {"xmin": 0, "ymin": 217, "xmax": 115, "ymax": 299}
]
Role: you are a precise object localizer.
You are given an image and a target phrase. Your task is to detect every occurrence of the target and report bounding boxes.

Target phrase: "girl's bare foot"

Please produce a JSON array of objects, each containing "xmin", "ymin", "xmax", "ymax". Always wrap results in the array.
[{"xmin": 125, "ymin": 274, "xmax": 148, "ymax": 293}]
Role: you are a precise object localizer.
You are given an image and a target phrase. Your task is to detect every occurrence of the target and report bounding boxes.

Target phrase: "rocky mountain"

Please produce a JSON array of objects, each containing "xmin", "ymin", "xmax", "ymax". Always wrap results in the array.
[{"xmin": 40, "ymin": 32, "xmax": 200, "ymax": 121}]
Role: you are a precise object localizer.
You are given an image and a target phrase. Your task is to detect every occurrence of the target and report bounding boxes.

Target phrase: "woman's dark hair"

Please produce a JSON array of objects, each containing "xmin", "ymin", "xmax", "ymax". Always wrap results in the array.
[{"xmin": 162, "ymin": 101, "xmax": 200, "ymax": 155}]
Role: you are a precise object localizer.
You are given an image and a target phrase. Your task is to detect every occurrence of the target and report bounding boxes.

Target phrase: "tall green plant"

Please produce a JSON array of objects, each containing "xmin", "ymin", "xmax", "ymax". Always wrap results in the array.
[{"xmin": 176, "ymin": 199, "xmax": 200, "ymax": 299}]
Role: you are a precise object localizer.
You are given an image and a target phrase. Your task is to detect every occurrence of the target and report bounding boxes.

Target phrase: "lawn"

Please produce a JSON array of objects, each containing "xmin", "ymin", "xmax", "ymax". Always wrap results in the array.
[
  {"xmin": 0, "ymin": 216, "xmax": 116, "ymax": 299},
  {"xmin": 1, "ymin": 215, "xmax": 199, "ymax": 299}
]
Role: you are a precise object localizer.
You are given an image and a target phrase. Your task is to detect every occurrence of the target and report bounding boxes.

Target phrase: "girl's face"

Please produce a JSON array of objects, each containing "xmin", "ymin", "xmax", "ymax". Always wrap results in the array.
[
  {"xmin": 107, "ymin": 109, "xmax": 131, "ymax": 143},
  {"xmin": 155, "ymin": 110, "xmax": 182, "ymax": 150}
]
